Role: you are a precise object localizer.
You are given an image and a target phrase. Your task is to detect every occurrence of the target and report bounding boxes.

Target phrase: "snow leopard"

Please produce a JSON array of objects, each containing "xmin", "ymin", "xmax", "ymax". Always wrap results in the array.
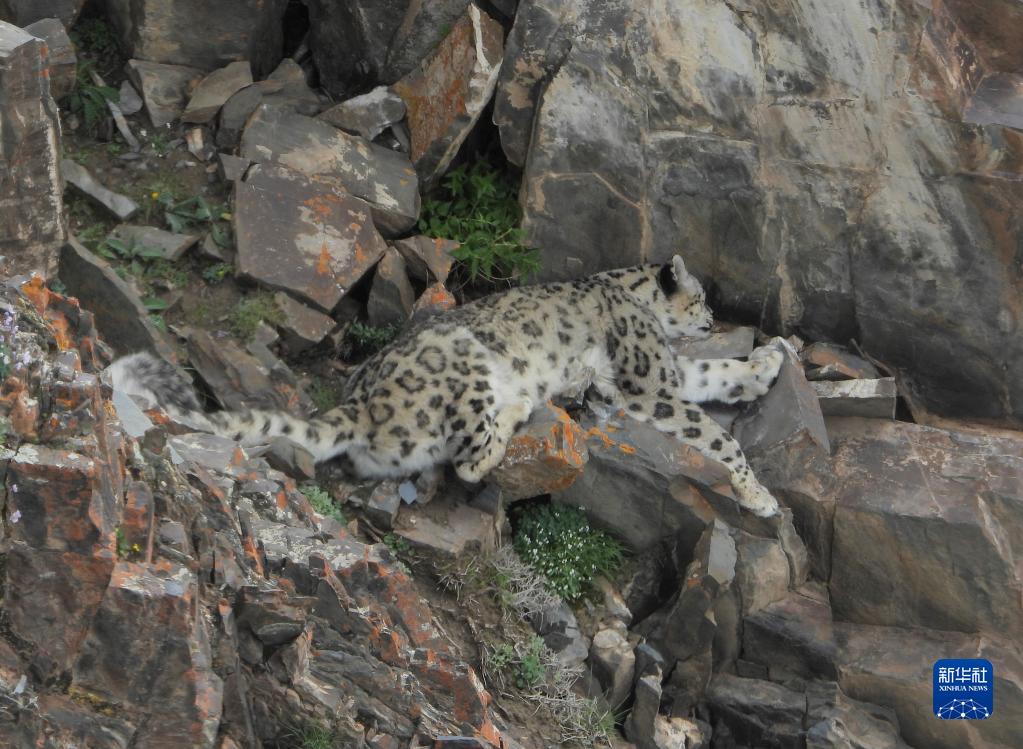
[{"xmin": 107, "ymin": 256, "xmax": 785, "ymax": 517}]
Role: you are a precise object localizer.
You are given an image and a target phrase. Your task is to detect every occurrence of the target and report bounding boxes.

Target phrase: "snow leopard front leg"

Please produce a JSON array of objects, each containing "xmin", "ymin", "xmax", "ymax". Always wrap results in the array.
[
  {"xmin": 622, "ymin": 393, "xmax": 778, "ymax": 516},
  {"xmin": 614, "ymin": 346, "xmax": 779, "ymax": 517},
  {"xmin": 675, "ymin": 340, "xmax": 784, "ymax": 404},
  {"xmin": 452, "ymin": 397, "xmax": 533, "ymax": 483}
]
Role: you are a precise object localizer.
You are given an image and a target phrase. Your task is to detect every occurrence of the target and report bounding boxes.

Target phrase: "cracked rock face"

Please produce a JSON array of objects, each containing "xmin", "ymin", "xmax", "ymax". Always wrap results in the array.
[{"xmin": 496, "ymin": 0, "xmax": 1023, "ymax": 425}]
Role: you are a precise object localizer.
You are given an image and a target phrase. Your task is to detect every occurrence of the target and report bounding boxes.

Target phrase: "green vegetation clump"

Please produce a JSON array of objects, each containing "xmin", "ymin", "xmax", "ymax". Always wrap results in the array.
[
  {"xmin": 229, "ymin": 293, "xmax": 284, "ymax": 342},
  {"xmin": 300, "ymin": 485, "xmax": 347, "ymax": 524},
  {"xmin": 419, "ymin": 161, "xmax": 541, "ymax": 284},
  {"xmin": 513, "ymin": 504, "xmax": 623, "ymax": 602},
  {"xmin": 65, "ymin": 61, "xmax": 119, "ymax": 134},
  {"xmin": 347, "ymin": 320, "xmax": 399, "ymax": 354}
]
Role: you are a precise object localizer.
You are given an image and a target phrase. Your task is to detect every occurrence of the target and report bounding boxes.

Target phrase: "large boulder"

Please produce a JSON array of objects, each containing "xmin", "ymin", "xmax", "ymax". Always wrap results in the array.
[
  {"xmin": 754, "ymin": 417, "xmax": 1023, "ymax": 636},
  {"xmin": 0, "ymin": 21, "xmax": 65, "ymax": 277},
  {"xmin": 0, "ymin": 0, "xmax": 85, "ymax": 26},
  {"xmin": 496, "ymin": 0, "xmax": 1023, "ymax": 425},
  {"xmin": 102, "ymin": 0, "xmax": 288, "ymax": 77}
]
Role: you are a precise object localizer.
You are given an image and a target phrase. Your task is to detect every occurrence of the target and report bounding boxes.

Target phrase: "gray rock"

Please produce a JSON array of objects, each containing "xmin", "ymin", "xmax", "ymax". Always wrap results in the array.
[
  {"xmin": 392, "ymin": 235, "xmax": 457, "ymax": 285},
  {"xmin": 497, "ymin": 0, "xmax": 1023, "ymax": 425},
  {"xmin": 382, "ymin": 0, "xmax": 472, "ymax": 82},
  {"xmin": 824, "ymin": 418, "xmax": 1023, "ymax": 636},
  {"xmin": 365, "ymin": 481, "xmax": 401, "ymax": 530},
  {"xmin": 182, "ymin": 60, "xmax": 253, "ymax": 124},
  {"xmin": 24, "ymin": 17, "xmax": 75, "ymax": 99},
  {"xmin": 734, "ymin": 341, "xmax": 830, "ymax": 456},
  {"xmin": 733, "ymin": 532, "xmax": 791, "ymax": 616},
  {"xmin": 0, "ymin": 21, "xmax": 65, "ymax": 277},
  {"xmin": 588, "ymin": 627, "xmax": 635, "ymax": 709},
  {"xmin": 489, "ymin": 402, "xmax": 589, "ymax": 502},
  {"xmin": 801, "ymin": 342, "xmax": 880, "ymax": 381},
  {"xmin": 125, "ymin": 59, "xmax": 204, "ymax": 128},
  {"xmin": 743, "ymin": 590, "xmax": 1023, "ymax": 749},
  {"xmin": 186, "ymin": 328, "xmax": 311, "ymax": 415},
  {"xmin": 218, "ymin": 153, "xmax": 250, "ymax": 182},
  {"xmin": 262, "ymin": 437, "xmax": 316, "ymax": 482},
  {"xmin": 531, "ymin": 600, "xmax": 589, "ymax": 669},
  {"xmin": 104, "ymin": 0, "xmax": 287, "ymax": 78},
  {"xmin": 671, "ymin": 326, "xmax": 756, "ymax": 360},
  {"xmin": 410, "ymin": 282, "xmax": 457, "ymax": 324},
  {"xmin": 639, "ymin": 520, "xmax": 735, "ymax": 666},
  {"xmin": 812, "ymin": 378, "xmax": 897, "ymax": 419},
  {"xmin": 391, "ymin": 493, "xmax": 497, "ymax": 560},
  {"xmin": 216, "ymin": 84, "xmax": 263, "ymax": 149},
  {"xmin": 555, "ymin": 406, "xmax": 731, "ymax": 549},
  {"xmin": 259, "ymin": 58, "xmax": 322, "ymax": 116},
  {"xmin": 272, "ymin": 292, "xmax": 335, "ymax": 352},
  {"xmin": 117, "ymin": 79, "xmax": 143, "ymax": 115},
  {"xmin": 62, "ymin": 159, "xmax": 139, "ymax": 221},
  {"xmin": 317, "ymin": 86, "xmax": 406, "ymax": 140},
  {"xmin": 241, "ymin": 105, "xmax": 420, "ymax": 235},
  {"xmin": 59, "ymin": 237, "xmax": 177, "ymax": 362},
  {"xmin": 366, "ymin": 248, "xmax": 414, "ymax": 328},
  {"xmin": 233, "ymin": 163, "xmax": 387, "ymax": 313},
  {"xmin": 110, "ymin": 224, "xmax": 198, "ymax": 262},
  {"xmin": 805, "ymin": 681, "xmax": 910, "ymax": 749},
  {"xmin": 623, "ymin": 673, "xmax": 661, "ymax": 749},
  {"xmin": 0, "ymin": 0, "xmax": 85, "ymax": 26},
  {"xmin": 391, "ymin": 4, "xmax": 503, "ymax": 184},
  {"xmin": 707, "ymin": 674, "xmax": 806, "ymax": 749}
]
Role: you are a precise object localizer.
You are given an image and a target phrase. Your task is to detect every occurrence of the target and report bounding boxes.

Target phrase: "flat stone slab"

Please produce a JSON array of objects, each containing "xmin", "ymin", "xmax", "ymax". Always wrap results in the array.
[
  {"xmin": 233, "ymin": 163, "xmax": 388, "ymax": 312},
  {"xmin": 182, "ymin": 60, "xmax": 253, "ymax": 124},
  {"xmin": 273, "ymin": 292, "xmax": 335, "ymax": 352},
  {"xmin": 317, "ymin": 85, "xmax": 406, "ymax": 139},
  {"xmin": 812, "ymin": 377, "xmax": 897, "ymax": 418},
  {"xmin": 672, "ymin": 325, "xmax": 756, "ymax": 360},
  {"xmin": 125, "ymin": 59, "xmax": 203, "ymax": 128},
  {"xmin": 111, "ymin": 225, "xmax": 198, "ymax": 262},
  {"xmin": 62, "ymin": 159, "xmax": 139, "ymax": 221},
  {"xmin": 393, "ymin": 494, "xmax": 496, "ymax": 559},
  {"xmin": 240, "ymin": 105, "xmax": 420, "ymax": 235},
  {"xmin": 801, "ymin": 341, "xmax": 880, "ymax": 380}
]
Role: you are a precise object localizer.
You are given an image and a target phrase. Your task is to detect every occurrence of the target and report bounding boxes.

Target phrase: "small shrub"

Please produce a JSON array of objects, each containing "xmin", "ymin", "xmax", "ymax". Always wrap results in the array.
[
  {"xmin": 347, "ymin": 321, "xmax": 399, "ymax": 355},
  {"xmin": 513, "ymin": 504, "xmax": 623, "ymax": 602},
  {"xmin": 65, "ymin": 61, "xmax": 119, "ymax": 134},
  {"xmin": 419, "ymin": 161, "xmax": 541, "ymax": 284},
  {"xmin": 300, "ymin": 484, "xmax": 347, "ymax": 524},
  {"xmin": 229, "ymin": 293, "xmax": 284, "ymax": 342},
  {"xmin": 94, "ymin": 236, "xmax": 164, "ymax": 276}
]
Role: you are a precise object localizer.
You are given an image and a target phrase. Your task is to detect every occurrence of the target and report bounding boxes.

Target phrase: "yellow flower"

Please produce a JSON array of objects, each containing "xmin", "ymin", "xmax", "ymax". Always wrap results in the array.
[{"xmin": 151, "ymin": 191, "xmax": 159, "ymax": 200}]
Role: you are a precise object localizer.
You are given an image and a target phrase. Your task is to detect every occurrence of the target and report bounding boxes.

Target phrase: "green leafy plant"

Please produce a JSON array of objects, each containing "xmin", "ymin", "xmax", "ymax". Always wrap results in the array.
[
  {"xmin": 383, "ymin": 532, "xmax": 411, "ymax": 557},
  {"xmin": 70, "ymin": 17, "xmax": 119, "ymax": 59},
  {"xmin": 66, "ymin": 61, "xmax": 119, "ymax": 134},
  {"xmin": 419, "ymin": 160, "xmax": 540, "ymax": 284},
  {"xmin": 279, "ymin": 721, "xmax": 342, "ymax": 749},
  {"xmin": 300, "ymin": 484, "xmax": 347, "ymax": 525},
  {"xmin": 347, "ymin": 321, "xmax": 399, "ymax": 354},
  {"xmin": 95, "ymin": 236, "xmax": 164, "ymax": 276},
  {"xmin": 513, "ymin": 504, "xmax": 623, "ymax": 602},
  {"xmin": 229, "ymin": 292, "xmax": 284, "ymax": 342}
]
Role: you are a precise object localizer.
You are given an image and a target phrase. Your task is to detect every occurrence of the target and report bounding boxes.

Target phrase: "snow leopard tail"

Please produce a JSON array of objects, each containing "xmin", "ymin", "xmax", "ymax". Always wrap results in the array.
[
  {"xmin": 205, "ymin": 405, "xmax": 360, "ymax": 462},
  {"xmin": 105, "ymin": 352, "xmax": 359, "ymax": 462}
]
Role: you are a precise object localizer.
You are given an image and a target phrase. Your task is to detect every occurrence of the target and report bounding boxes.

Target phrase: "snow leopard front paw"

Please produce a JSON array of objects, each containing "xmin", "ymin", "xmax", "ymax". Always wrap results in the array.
[{"xmin": 746, "ymin": 339, "xmax": 786, "ymax": 396}]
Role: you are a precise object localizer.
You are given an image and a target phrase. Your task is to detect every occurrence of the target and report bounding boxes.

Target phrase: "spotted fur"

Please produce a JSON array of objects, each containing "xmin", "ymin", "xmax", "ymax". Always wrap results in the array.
[{"xmin": 109, "ymin": 256, "xmax": 784, "ymax": 517}]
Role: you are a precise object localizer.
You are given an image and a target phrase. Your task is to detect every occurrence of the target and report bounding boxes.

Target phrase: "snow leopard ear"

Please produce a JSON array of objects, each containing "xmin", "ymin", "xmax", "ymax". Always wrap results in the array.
[
  {"xmin": 672, "ymin": 254, "xmax": 688, "ymax": 281},
  {"xmin": 659, "ymin": 254, "xmax": 701, "ymax": 297}
]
